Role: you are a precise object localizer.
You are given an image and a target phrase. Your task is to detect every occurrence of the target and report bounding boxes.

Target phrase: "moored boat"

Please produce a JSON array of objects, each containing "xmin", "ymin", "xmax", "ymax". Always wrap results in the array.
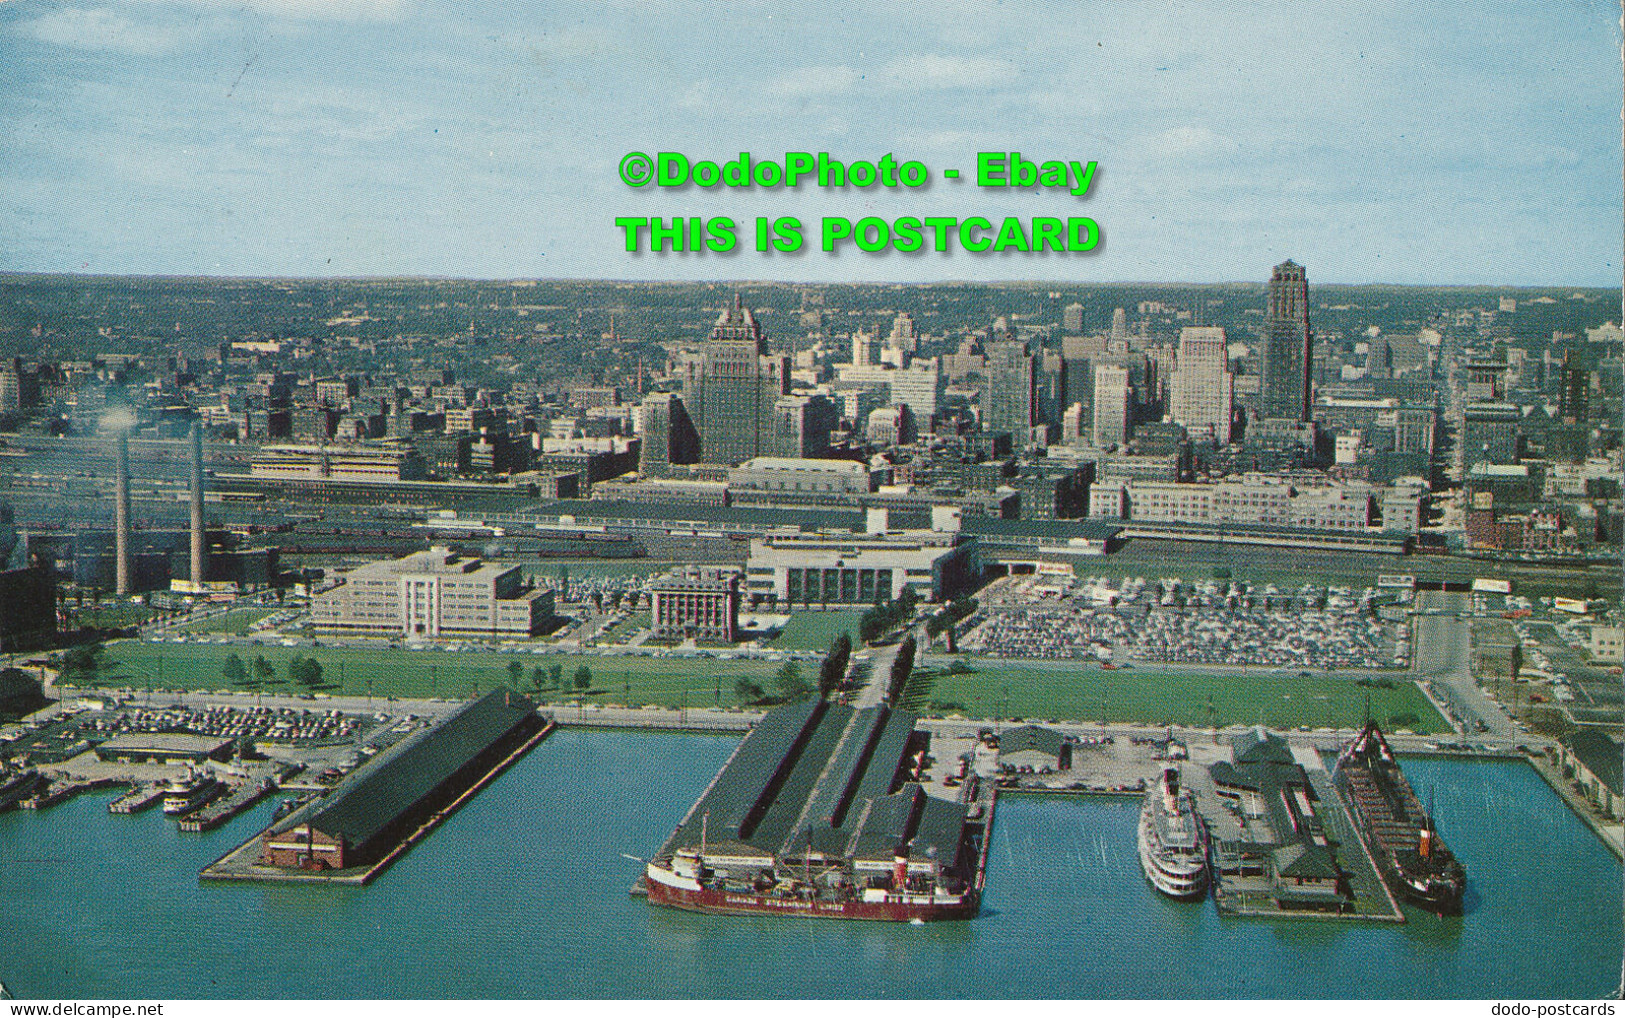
[
  {"xmin": 1138, "ymin": 765, "xmax": 1209, "ymax": 900},
  {"xmin": 1333, "ymin": 720, "xmax": 1465, "ymax": 915},
  {"xmin": 162, "ymin": 771, "xmax": 226, "ymax": 816}
]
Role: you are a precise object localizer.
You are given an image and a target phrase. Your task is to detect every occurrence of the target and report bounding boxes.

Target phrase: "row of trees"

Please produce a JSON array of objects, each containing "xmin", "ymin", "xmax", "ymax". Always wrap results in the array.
[
  {"xmin": 859, "ymin": 587, "xmax": 921, "ymax": 644},
  {"xmin": 507, "ymin": 659, "xmax": 593, "ymax": 693},
  {"xmin": 736, "ymin": 630, "xmax": 856, "ymax": 706},
  {"xmin": 222, "ymin": 652, "xmax": 322, "ymax": 688}
]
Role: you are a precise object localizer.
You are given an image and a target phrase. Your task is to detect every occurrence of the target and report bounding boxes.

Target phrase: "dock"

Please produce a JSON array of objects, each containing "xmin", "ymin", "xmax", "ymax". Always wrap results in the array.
[
  {"xmin": 179, "ymin": 779, "xmax": 277, "ymax": 832},
  {"xmin": 201, "ymin": 708, "xmax": 555, "ymax": 885},
  {"xmin": 109, "ymin": 783, "xmax": 168, "ymax": 814},
  {"xmin": 19, "ymin": 777, "xmax": 117, "ymax": 810}
]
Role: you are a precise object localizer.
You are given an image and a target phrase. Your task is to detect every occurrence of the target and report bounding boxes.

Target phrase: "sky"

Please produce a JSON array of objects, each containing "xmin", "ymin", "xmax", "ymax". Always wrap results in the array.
[{"xmin": 0, "ymin": 0, "xmax": 1621, "ymax": 285}]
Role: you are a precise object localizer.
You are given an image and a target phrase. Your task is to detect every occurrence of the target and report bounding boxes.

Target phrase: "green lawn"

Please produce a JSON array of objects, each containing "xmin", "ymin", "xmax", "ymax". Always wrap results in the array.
[
  {"xmin": 912, "ymin": 660, "xmax": 1450, "ymax": 734},
  {"xmin": 68, "ymin": 639, "xmax": 1448, "ymax": 732},
  {"xmin": 771, "ymin": 610, "xmax": 866, "ymax": 651},
  {"xmin": 65, "ymin": 604, "xmax": 163, "ymax": 629},
  {"xmin": 72, "ymin": 640, "xmax": 782, "ymax": 708},
  {"xmin": 176, "ymin": 608, "xmax": 283, "ymax": 636}
]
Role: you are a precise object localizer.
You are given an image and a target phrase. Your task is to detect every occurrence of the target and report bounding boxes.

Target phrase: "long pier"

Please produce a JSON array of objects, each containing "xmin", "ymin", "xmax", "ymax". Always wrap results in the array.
[{"xmin": 200, "ymin": 716, "xmax": 556, "ymax": 885}]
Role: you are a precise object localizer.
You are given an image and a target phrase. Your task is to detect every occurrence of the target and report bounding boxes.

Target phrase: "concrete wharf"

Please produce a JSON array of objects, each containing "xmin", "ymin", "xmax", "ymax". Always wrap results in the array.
[
  {"xmin": 108, "ymin": 783, "xmax": 167, "ymax": 814},
  {"xmin": 180, "ymin": 779, "xmax": 276, "ymax": 832}
]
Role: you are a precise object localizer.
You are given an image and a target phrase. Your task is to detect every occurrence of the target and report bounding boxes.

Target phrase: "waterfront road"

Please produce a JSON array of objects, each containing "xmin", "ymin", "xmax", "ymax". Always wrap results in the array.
[{"xmin": 1412, "ymin": 590, "xmax": 1524, "ymax": 741}]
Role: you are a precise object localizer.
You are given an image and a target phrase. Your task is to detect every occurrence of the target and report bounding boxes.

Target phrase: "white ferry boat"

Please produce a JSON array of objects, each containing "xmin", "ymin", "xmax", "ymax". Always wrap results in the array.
[
  {"xmin": 1137, "ymin": 765, "xmax": 1209, "ymax": 900},
  {"xmin": 162, "ymin": 771, "xmax": 225, "ymax": 816}
]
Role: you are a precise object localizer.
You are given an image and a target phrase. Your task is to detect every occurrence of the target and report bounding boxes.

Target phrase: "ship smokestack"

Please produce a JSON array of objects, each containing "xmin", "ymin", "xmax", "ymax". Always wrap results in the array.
[
  {"xmin": 114, "ymin": 428, "xmax": 132, "ymax": 596},
  {"xmin": 189, "ymin": 422, "xmax": 205, "ymax": 587},
  {"xmin": 892, "ymin": 847, "xmax": 909, "ymax": 892}
]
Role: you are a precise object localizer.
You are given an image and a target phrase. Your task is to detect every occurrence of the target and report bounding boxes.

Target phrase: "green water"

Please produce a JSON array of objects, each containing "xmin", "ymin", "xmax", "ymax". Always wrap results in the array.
[{"xmin": 0, "ymin": 732, "xmax": 1618, "ymax": 998}]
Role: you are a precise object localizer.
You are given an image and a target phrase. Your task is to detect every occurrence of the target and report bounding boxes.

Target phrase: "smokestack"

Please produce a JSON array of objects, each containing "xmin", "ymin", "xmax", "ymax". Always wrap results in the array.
[
  {"xmin": 189, "ymin": 422, "xmax": 205, "ymax": 587},
  {"xmin": 114, "ymin": 429, "xmax": 131, "ymax": 596}
]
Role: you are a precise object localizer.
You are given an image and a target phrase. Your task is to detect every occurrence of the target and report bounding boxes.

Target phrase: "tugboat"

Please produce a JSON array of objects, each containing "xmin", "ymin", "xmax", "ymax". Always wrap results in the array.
[
  {"xmin": 1137, "ymin": 765, "xmax": 1209, "ymax": 899},
  {"xmin": 1334, "ymin": 720, "xmax": 1466, "ymax": 915},
  {"xmin": 162, "ymin": 770, "xmax": 225, "ymax": 816}
]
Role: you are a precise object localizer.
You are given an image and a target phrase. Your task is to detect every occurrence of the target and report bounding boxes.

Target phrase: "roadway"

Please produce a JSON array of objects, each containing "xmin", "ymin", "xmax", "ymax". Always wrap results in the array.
[{"xmin": 1411, "ymin": 589, "xmax": 1527, "ymax": 741}]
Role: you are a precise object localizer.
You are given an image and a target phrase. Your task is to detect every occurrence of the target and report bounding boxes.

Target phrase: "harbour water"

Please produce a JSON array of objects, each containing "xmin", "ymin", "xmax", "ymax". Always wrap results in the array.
[{"xmin": 0, "ymin": 730, "xmax": 1618, "ymax": 998}]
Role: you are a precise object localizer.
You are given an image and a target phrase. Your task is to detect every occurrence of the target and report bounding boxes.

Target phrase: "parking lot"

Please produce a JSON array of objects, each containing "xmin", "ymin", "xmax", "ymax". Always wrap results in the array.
[{"xmin": 963, "ymin": 574, "xmax": 1401, "ymax": 670}]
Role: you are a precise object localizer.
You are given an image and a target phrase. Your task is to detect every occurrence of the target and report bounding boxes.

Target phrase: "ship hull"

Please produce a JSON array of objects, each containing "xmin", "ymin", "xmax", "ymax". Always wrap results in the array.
[
  {"xmin": 1334, "ymin": 722, "xmax": 1465, "ymax": 916},
  {"xmin": 1373, "ymin": 857, "xmax": 1464, "ymax": 916},
  {"xmin": 1137, "ymin": 810, "xmax": 1209, "ymax": 900},
  {"xmin": 646, "ymin": 878, "xmax": 980, "ymax": 922}
]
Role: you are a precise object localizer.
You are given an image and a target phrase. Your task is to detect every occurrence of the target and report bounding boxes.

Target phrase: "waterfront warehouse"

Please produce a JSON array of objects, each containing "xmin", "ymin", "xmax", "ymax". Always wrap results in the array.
[
  {"xmin": 644, "ymin": 699, "xmax": 993, "ymax": 921},
  {"xmin": 94, "ymin": 733, "xmax": 235, "ymax": 765},
  {"xmin": 260, "ymin": 690, "xmax": 542, "ymax": 872},
  {"xmin": 1205, "ymin": 727, "xmax": 1354, "ymax": 914}
]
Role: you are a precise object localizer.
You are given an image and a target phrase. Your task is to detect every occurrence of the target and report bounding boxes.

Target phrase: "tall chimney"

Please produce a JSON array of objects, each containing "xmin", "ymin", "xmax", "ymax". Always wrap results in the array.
[
  {"xmin": 189, "ymin": 421, "xmax": 205, "ymax": 587},
  {"xmin": 114, "ymin": 429, "xmax": 131, "ymax": 596}
]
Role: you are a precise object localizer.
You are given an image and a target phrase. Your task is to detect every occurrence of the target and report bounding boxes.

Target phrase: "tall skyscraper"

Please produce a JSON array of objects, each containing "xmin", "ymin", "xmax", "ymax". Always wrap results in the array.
[
  {"xmin": 1260, "ymin": 259, "xmax": 1313, "ymax": 421},
  {"xmin": 1170, "ymin": 326, "xmax": 1233, "ymax": 443},
  {"xmin": 1109, "ymin": 307, "xmax": 1128, "ymax": 344},
  {"xmin": 638, "ymin": 392, "xmax": 698, "ymax": 477},
  {"xmin": 684, "ymin": 297, "xmax": 790, "ymax": 465},
  {"xmin": 982, "ymin": 340, "xmax": 1035, "ymax": 441},
  {"xmin": 1091, "ymin": 364, "xmax": 1131, "ymax": 448},
  {"xmin": 1062, "ymin": 302, "xmax": 1085, "ymax": 335}
]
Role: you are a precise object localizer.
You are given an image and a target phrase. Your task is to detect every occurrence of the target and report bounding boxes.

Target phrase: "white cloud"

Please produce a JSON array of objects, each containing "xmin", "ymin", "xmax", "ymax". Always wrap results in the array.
[
  {"xmin": 878, "ymin": 54, "xmax": 1010, "ymax": 90},
  {"xmin": 767, "ymin": 64, "xmax": 864, "ymax": 98},
  {"xmin": 1128, "ymin": 125, "xmax": 1240, "ymax": 161},
  {"xmin": 121, "ymin": 0, "xmax": 409, "ymax": 21},
  {"xmin": 20, "ymin": 7, "xmax": 207, "ymax": 55}
]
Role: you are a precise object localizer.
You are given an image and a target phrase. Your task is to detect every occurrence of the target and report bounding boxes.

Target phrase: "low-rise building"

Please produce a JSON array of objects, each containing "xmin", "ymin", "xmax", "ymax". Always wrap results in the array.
[
  {"xmin": 1589, "ymin": 626, "xmax": 1623, "ymax": 664},
  {"xmin": 649, "ymin": 567, "xmax": 742, "ymax": 643},
  {"xmin": 998, "ymin": 726, "xmax": 1072, "ymax": 772},
  {"xmin": 1562, "ymin": 730, "xmax": 1623, "ymax": 821},
  {"xmin": 746, "ymin": 529, "xmax": 976, "ymax": 608},
  {"xmin": 95, "ymin": 733, "xmax": 235, "ymax": 765},
  {"xmin": 311, "ymin": 547, "xmax": 553, "ymax": 637},
  {"xmin": 250, "ymin": 444, "xmax": 428, "ymax": 482}
]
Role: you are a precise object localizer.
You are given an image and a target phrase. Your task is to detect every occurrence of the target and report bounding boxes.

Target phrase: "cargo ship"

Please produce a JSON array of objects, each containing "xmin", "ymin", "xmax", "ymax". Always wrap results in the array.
[
  {"xmin": 1333, "ymin": 720, "xmax": 1466, "ymax": 914},
  {"xmin": 642, "ymin": 700, "xmax": 993, "ymax": 922},
  {"xmin": 1137, "ymin": 765, "xmax": 1209, "ymax": 900}
]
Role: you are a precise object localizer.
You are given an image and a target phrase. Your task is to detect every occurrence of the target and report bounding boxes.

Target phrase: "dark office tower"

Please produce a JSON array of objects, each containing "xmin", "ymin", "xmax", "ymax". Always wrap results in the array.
[
  {"xmin": 189, "ymin": 422, "xmax": 206, "ymax": 586},
  {"xmin": 1260, "ymin": 259, "xmax": 1313, "ymax": 421},
  {"xmin": 686, "ymin": 296, "xmax": 791, "ymax": 465},
  {"xmin": 114, "ymin": 429, "xmax": 131, "ymax": 596},
  {"xmin": 1558, "ymin": 353, "xmax": 1591, "ymax": 424},
  {"xmin": 982, "ymin": 340, "xmax": 1036, "ymax": 442},
  {"xmin": 639, "ymin": 392, "xmax": 699, "ymax": 477}
]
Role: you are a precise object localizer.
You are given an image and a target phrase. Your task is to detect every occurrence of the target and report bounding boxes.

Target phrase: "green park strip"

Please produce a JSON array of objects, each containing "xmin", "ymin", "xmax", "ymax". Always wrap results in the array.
[
  {"xmin": 769, "ymin": 610, "xmax": 865, "ymax": 651},
  {"xmin": 907, "ymin": 660, "xmax": 1450, "ymax": 734},
  {"xmin": 67, "ymin": 639, "xmax": 1449, "ymax": 732},
  {"xmin": 175, "ymin": 608, "xmax": 284, "ymax": 636},
  {"xmin": 73, "ymin": 639, "xmax": 786, "ymax": 707}
]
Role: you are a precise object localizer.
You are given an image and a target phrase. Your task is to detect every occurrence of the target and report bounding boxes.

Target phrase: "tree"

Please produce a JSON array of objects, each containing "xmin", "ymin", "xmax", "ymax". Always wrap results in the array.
[
  {"xmin": 253, "ymin": 655, "xmax": 277, "ymax": 685},
  {"xmin": 573, "ymin": 664, "xmax": 592, "ymax": 690},
  {"xmin": 288, "ymin": 655, "xmax": 324, "ymax": 689},
  {"xmin": 59, "ymin": 643, "xmax": 107, "ymax": 685},
  {"xmin": 222, "ymin": 653, "xmax": 247, "ymax": 686},
  {"xmin": 733, "ymin": 678, "xmax": 765, "ymax": 704},
  {"xmin": 547, "ymin": 663, "xmax": 564, "ymax": 689},
  {"xmin": 530, "ymin": 666, "xmax": 546, "ymax": 692},
  {"xmin": 818, "ymin": 632, "xmax": 852, "ymax": 697},
  {"xmin": 507, "ymin": 660, "xmax": 523, "ymax": 688},
  {"xmin": 775, "ymin": 661, "xmax": 810, "ymax": 701}
]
